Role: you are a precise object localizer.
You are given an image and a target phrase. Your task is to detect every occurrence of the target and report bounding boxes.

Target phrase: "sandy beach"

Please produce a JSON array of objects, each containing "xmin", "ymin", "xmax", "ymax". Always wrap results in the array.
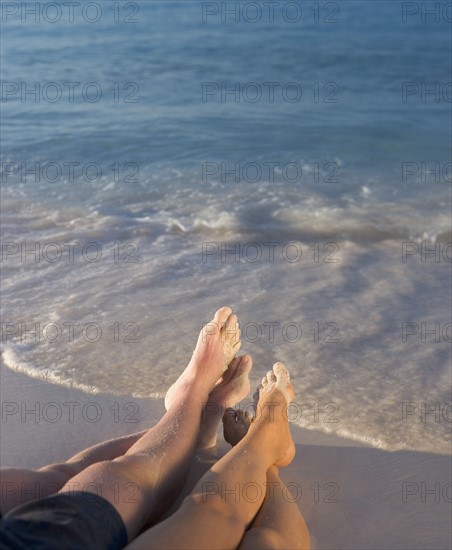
[
  {"xmin": 1, "ymin": 364, "xmax": 450, "ymax": 549},
  {"xmin": 2, "ymin": 2, "xmax": 451, "ymax": 549}
]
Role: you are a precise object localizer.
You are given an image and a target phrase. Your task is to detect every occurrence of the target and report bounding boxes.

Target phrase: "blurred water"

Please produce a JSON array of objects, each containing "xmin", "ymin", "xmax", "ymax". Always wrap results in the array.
[{"xmin": 1, "ymin": 1, "xmax": 451, "ymax": 453}]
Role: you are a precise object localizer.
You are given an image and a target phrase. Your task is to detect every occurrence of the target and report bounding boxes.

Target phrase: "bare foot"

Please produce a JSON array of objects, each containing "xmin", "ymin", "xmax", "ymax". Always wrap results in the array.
[
  {"xmin": 164, "ymin": 306, "xmax": 241, "ymax": 408},
  {"xmin": 166, "ymin": 354, "xmax": 252, "ymax": 450},
  {"xmin": 197, "ymin": 354, "xmax": 253, "ymax": 449},
  {"xmin": 223, "ymin": 361, "xmax": 293, "ymax": 449},
  {"xmin": 247, "ymin": 362, "xmax": 296, "ymax": 467},
  {"xmin": 223, "ymin": 407, "xmax": 254, "ymax": 447}
]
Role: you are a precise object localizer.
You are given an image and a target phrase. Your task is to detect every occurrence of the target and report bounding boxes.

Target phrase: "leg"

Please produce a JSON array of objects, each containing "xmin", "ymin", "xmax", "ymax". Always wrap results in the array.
[
  {"xmin": 127, "ymin": 362, "xmax": 295, "ymax": 550},
  {"xmin": 160, "ymin": 353, "xmax": 253, "ymax": 519},
  {"xmin": 0, "ymin": 429, "xmax": 146, "ymax": 515},
  {"xmin": 223, "ymin": 405, "xmax": 310, "ymax": 550},
  {"xmin": 239, "ymin": 467, "xmax": 310, "ymax": 550},
  {"xmin": 58, "ymin": 306, "xmax": 241, "ymax": 541}
]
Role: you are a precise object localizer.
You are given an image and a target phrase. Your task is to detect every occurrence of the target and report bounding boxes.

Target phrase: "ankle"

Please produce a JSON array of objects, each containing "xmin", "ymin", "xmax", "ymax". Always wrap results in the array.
[
  {"xmin": 246, "ymin": 424, "xmax": 289, "ymax": 466},
  {"xmin": 234, "ymin": 436, "xmax": 278, "ymax": 470},
  {"xmin": 167, "ymin": 378, "xmax": 209, "ymax": 408}
]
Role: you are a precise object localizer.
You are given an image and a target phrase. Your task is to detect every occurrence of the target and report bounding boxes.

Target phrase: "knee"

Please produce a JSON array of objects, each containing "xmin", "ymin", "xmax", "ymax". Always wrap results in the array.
[
  {"xmin": 240, "ymin": 527, "xmax": 286, "ymax": 550},
  {"xmin": 40, "ymin": 462, "xmax": 83, "ymax": 484},
  {"xmin": 60, "ymin": 459, "xmax": 116, "ymax": 488}
]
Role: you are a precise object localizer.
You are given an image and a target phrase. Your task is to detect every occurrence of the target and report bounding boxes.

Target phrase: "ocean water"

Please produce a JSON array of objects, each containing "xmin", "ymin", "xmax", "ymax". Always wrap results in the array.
[{"xmin": 1, "ymin": 1, "xmax": 451, "ymax": 454}]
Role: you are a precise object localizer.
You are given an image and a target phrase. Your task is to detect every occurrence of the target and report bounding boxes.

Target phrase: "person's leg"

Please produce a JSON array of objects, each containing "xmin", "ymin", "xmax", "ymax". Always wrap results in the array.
[
  {"xmin": 127, "ymin": 362, "xmax": 295, "ymax": 550},
  {"xmin": 57, "ymin": 306, "xmax": 241, "ymax": 541},
  {"xmin": 223, "ymin": 408, "xmax": 310, "ymax": 550},
  {"xmin": 0, "ymin": 322, "xmax": 250, "ymax": 518},
  {"xmin": 239, "ymin": 467, "xmax": 310, "ymax": 550},
  {"xmin": 159, "ymin": 354, "xmax": 253, "ymax": 520},
  {"xmin": 0, "ymin": 429, "xmax": 147, "ymax": 515}
]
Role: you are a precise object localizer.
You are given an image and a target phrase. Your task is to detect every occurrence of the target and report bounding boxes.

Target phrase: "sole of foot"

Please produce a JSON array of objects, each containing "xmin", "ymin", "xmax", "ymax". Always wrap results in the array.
[
  {"xmin": 207, "ymin": 354, "xmax": 252, "ymax": 410},
  {"xmin": 223, "ymin": 408, "xmax": 254, "ymax": 447},
  {"xmin": 196, "ymin": 354, "xmax": 253, "ymax": 450}
]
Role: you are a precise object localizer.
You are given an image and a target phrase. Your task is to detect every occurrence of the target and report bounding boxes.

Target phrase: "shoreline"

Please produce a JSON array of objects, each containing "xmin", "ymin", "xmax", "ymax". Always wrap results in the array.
[
  {"xmin": 0, "ymin": 363, "xmax": 365, "ymax": 470},
  {"xmin": 1, "ymin": 364, "xmax": 451, "ymax": 549}
]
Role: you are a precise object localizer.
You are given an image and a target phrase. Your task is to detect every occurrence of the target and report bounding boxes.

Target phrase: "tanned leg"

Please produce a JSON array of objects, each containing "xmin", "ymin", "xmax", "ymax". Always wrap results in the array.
[
  {"xmin": 127, "ymin": 362, "xmax": 295, "ymax": 550},
  {"xmin": 223, "ymin": 403, "xmax": 310, "ymax": 550},
  {"xmin": 239, "ymin": 466, "xmax": 310, "ymax": 550}
]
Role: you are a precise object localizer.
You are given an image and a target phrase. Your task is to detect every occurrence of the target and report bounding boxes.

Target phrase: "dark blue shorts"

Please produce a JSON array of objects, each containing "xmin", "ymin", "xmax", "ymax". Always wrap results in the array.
[{"xmin": 0, "ymin": 492, "xmax": 128, "ymax": 549}]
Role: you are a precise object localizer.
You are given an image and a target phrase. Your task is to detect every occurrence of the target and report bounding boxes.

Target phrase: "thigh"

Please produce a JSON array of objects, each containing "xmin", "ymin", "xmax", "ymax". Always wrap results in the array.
[{"xmin": 0, "ymin": 467, "xmax": 75, "ymax": 515}]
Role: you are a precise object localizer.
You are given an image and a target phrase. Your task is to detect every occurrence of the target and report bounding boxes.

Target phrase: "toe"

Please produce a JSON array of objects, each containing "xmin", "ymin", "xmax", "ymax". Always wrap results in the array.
[
  {"xmin": 222, "ymin": 409, "xmax": 235, "ymax": 429},
  {"xmin": 238, "ymin": 354, "xmax": 252, "ymax": 373},
  {"xmin": 214, "ymin": 306, "xmax": 233, "ymax": 325},
  {"xmin": 273, "ymin": 361, "xmax": 289, "ymax": 377},
  {"xmin": 253, "ymin": 387, "xmax": 261, "ymax": 413},
  {"xmin": 229, "ymin": 355, "xmax": 242, "ymax": 371},
  {"xmin": 224, "ymin": 313, "xmax": 239, "ymax": 332},
  {"xmin": 266, "ymin": 370, "xmax": 276, "ymax": 383},
  {"xmin": 221, "ymin": 357, "xmax": 241, "ymax": 383},
  {"xmin": 273, "ymin": 362, "xmax": 294, "ymax": 402}
]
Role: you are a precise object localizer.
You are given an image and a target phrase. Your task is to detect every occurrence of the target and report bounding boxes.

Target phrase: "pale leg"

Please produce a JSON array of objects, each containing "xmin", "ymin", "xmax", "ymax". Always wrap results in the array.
[
  {"xmin": 0, "ymin": 430, "xmax": 146, "ymax": 514},
  {"xmin": 58, "ymin": 307, "xmax": 241, "ymax": 541}
]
